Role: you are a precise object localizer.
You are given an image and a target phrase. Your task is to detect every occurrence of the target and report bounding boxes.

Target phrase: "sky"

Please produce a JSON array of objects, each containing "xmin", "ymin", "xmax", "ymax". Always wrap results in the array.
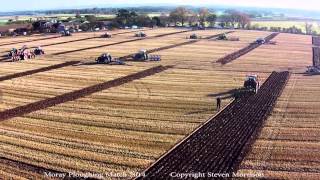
[{"xmin": 2, "ymin": 0, "xmax": 320, "ymax": 12}]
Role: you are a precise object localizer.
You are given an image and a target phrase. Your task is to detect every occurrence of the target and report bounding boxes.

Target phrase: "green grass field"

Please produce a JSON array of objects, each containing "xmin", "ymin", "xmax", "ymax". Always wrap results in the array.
[
  {"xmin": 0, "ymin": 19, "xmax": 8, "ymax": 26},
  {"xmin": 251, "ymin": 20, "xmax": 320, "ymax": 33}
]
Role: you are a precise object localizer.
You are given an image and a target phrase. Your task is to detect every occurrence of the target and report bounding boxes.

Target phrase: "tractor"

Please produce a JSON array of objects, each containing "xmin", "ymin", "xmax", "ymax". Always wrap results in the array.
[
  {"xmin": 217, "ymin": 33, "xmax": 228, "ymax": 40},
  {"xmin": 96, "ymin": 53, "xmax": 125, "ymax": 65},
  {"xmin": 62, "ymin": 30, "xmax": 72, "ymax": 36},
  {"xmin": 306, "ymin": 66, "xmax": 320, "ymax": 74},
  {"xmin": 101, "ymin": 32, "xmax": 112, "ymax": 38},
  {"xmin": 8, "ymin": 48, "xmax": 18, "ymax": 59},
  {"xmin": 132, "ymin": 49, "xmax": 161, "ymax": 61},
  {"xmin": 233, "ymin": 74, "xmax": 260, "ymax": 99},
  {"xmin": 133, "ymin": 50, "xmax": 149, "ymax": 61},
  {"xmin": 189, "ymin": 33, "xmax": 200, "ymax": 39},
  {"xmin": 244, "ymin": 74, "xmax": 260, "ymax": 94},
  {"xmin": 255, "ymin": 38, "xmax": 265, "ymax": 44},
  {"xmin": 135, "ymin": 32, "xmax": 147, "ymax": 37},
  {"xmin": 34, "ymin": 47, "xmax": 45, "ymax": 55}
]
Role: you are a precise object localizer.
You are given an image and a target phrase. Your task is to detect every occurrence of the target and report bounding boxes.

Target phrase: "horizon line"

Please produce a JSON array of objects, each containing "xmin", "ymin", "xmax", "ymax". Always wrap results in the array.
[{"xmin": 1, "ymin": 3, "xmax": 319, "ymax": 14}]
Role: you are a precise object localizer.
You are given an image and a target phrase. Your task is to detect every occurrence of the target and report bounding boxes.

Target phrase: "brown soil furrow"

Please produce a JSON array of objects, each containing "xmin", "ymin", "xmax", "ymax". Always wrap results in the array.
[
  {"xmin": 216, "ymin": 33, "xmax": 279, "ymax": 65},
  {"xmin": 138, "ymin": 71, "xmax": 290, "ymax": 179}
]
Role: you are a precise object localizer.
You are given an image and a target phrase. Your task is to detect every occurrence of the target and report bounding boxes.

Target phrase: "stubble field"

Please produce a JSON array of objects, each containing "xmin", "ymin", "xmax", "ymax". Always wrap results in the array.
[{"xmin": 0, "ymin": 27, "xmax": 317, "ymax": 179}]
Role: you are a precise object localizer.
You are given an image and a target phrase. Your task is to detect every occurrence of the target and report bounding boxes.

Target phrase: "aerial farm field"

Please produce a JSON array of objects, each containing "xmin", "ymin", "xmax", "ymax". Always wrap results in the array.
[{"xmin": 0, "ymin": 27, "xmax": 318, "ymax": 179}]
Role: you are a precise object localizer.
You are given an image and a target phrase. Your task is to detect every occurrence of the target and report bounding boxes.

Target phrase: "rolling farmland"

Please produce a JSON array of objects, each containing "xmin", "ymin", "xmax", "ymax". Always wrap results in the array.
[{"xmin": 0, "ymin": 27, "xmax": 318, "ymax": 179}]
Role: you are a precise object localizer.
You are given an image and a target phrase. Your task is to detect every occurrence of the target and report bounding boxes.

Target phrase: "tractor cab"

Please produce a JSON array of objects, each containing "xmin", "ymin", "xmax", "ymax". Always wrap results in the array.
[
  {"xmin": 306, "ymin": 66, "xmax": 320, "ymax": 74},
  {"xmin": 96, "ymin": 53, "xmax": 112, "ymax": 64},
  {"xmin": 244, "ymin": 74, "xmax": 260, "ymax": 93},
  {"xmin": 189, "ymin": 33, "xmax": 199, "ymax": 39},
  {"xmin": 34, "ymin": 47, "xmax": 45, "ymax": 55},
  {"xmin": 135, "ymin": 32, "xmax": 147, "ymax": 37},
  {"xmin": 217, "ymin": 33, "xmax": 228, "ymax": 40},
  {"xmin": 12, "ymin": 48, "xmax": 18, "ymax": 54},
  {"xmin": 255, "ymin": 38, "xmax": 265, "ymax": 44},
  {"xmin": 101, "ymin": 32, "xmax": 112, "ymax": 38},
  {"xmin": 62, "ymin": 30, "xmax": 72, "ymax": 36},
  {"xmin": 8, "ymin": 48, "xmax": 18, "ymax": 57},
  {"xmin": 133, "ymin": 49, "xmax": 149, "ymax": 61}
]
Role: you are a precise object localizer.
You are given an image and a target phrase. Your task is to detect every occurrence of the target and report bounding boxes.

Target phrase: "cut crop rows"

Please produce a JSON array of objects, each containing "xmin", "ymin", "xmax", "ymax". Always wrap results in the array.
[
  {"xmin": 217, "ymin": 33, "xmax": 279, "ymax": 65},
  {"xmin": 0, "ymin": 157, "xmax": 66, "ymax": 179},
  {"xmin": 0, "ymin": 65, "xmax": 171, "ymax": 121},
  {"xmin": 120, "ymin": 32, "xmax": 233, "ymax": 60},
  {"xmin": 0, "ymin": 35, "xmax": 61, "ymax": 47},
  {"xmin": 14, "ymin": 29, "xmax": 155, "ymax": 50},
  {"xmin": 0, "ymin": 61, "xmax": 80, "ymax": 81},
  {"xmin": 52, "ymin": 29, "xmax": 195, "ymax": 55},
  {"xmin": 139, "ymin": 71, "xmax": 290, "ymax": 179}
]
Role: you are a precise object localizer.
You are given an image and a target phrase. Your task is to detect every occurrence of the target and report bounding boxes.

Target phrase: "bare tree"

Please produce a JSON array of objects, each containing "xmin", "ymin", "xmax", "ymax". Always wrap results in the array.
[
  {"xmin": 219, "ymin": 14, "xmax": 232, "ymax": 28},
  {"xmin": 188, "ymin": 13, "xmax": 199, "ymax": 27},
  {"xmin": 224, "ymin": 10, "xmax": 239, "ymax": 27},
  {"xmin": 222, "ymin": 10, "xmax": 251, "ymax": 29},
  {"xmin": 170, "ymin": 7, "xmax": 190, "ymax": 26},
  {"xmin": 169, "ymin": 11, "xmax": 179, "ymax": 26},
  {"xmin": 305, "ymin": 22, "xmax": 313, "ymax": 35},
  {"xmin": 159, "ymin": 13, "xmax": 170, "ymax": 27},
  {"xmin": 238, "ymin": 13, "xmax": 251, "ymax": 28},
  {"xmin": 199, "ymin": 8, "xmax": 209, "ymax": 27},
  {"xmin": 207, "ymin": 13, "xmax": 217, "ymax": 27}
]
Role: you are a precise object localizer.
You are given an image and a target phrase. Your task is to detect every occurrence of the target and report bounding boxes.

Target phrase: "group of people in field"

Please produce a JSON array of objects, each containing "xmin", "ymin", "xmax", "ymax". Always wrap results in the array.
[{"xmin": 8, "ymin": 46, "xmax": 45, "ymax": 62}]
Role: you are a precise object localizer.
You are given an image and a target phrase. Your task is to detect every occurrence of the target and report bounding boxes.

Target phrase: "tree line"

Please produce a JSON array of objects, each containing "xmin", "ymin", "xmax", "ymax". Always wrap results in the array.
[
  {"xmin": 4, "ymin": 6, "xmax": 319, "ymax": 36},
  {"xmin": 111, "ymin": 7, "xmax": 251, "ymax": 29}
]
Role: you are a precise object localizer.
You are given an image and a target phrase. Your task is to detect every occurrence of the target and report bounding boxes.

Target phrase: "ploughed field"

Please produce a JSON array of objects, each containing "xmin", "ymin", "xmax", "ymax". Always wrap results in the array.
[
  {"xmin": 238, "ymin": 73, "xmax": 320, "ymax": 179},
  {"xmin": 0, "ymin": 28, "xmax": 317, "ymax": 179}
]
